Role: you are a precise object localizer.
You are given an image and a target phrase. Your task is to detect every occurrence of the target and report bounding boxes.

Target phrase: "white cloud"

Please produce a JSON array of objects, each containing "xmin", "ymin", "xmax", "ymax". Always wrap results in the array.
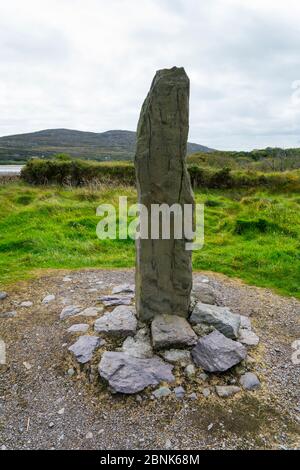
[{"xmin": 1, "ymin": 0, "xmax": 300, "ymax": 149}]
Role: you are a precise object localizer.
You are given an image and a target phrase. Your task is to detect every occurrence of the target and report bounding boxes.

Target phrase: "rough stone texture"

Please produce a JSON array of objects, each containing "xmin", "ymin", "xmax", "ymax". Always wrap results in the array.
[
  {"xmin": 0, "ymin": 292, "xmax": 8, "ymax": 300},
  {"xmin": 42, "ymin": 294, "xmax": 55, "ymax": 304},
  {"xmin": 192, "ymin": 284, "xmax": 217, "ymax": 305},
  {"xmin": 135, "ymin": 67, "xmax": 194, "ymax": 322},
  {"xmin": 238, "ymin": 329, "xmax": 260, "ymax": 347},
  {"xmin": 0, "ymin": 311, "xmax": 17, "ymax": 319},
  {"xmin": 20, "ymin": 301, "xmax": 33, "ymax": 308},
  {"xmin": 190, "ymin": 302, "xmax": 241, "ymax": 339},
  {"xmin": 240, "ymin": 315, "xmax": 252, "ymax": 330},
  {"xmin": 0, "ymin": 340, "xmax": 6, "ymax": 364},
  {"xmin": 68, "ymin": 336, "xmax": 102, "ymax": 364},
  {"xmin": 98, "ymin": 351, "xmax": 174, "ymax": 394},
  {"xmin": 151, "ymin": 314, "xmax": 197, "ymax": 350},
  {"xmin": 98, "ymin": 295, "xmax": 133, "ymax": 307},
  {"xmin": 121, "ymin": 328, "xmax": 153, "ymax": 358},
  {"xmin": 174, "ymin": 386, "xmax": 185, "ymax": 399},
  {"xmin": 77, "ymin": 306, "xmax": 103, "ymax": 317},
  {"xmin": 191, "ymin": 330, "xmax": 247, "ymax": 372},
  {"xmin": 94, "ymin": 306, "xmax": 137, "ymax": 337},
  {"xmin": 60, "ymin": 305, "xmax": 82, "ymax": 320},
  {"xmin": 240, "ymin": 372, "xmax": 261, "ymax": 391},
  {"xmin": 152, "ymin": 386, "xmax": 171, "ymax": 398},
  {"xmin": 112, "ymin": 284, "xmax": 135, "ymax": 295},
  {"xmin": 215, "ymin": 385, "xmax": 241, "ymax": 398},
  {"xmin": 161, "ymin": 349, "xmax": 191, "ymax": 366},
  {"xmin": 67, "ymin": 323, "xmax": 89, "ymax": 333}
]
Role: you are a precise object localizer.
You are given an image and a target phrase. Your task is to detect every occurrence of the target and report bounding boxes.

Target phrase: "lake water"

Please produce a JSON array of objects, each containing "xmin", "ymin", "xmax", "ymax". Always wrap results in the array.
[{"xmin": 0, "ymin": 165, "xmax": 23, "ymax": 174}]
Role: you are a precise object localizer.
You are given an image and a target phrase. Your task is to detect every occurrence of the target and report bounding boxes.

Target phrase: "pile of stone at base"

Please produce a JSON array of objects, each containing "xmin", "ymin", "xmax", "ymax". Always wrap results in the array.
[{"xmin": 64, "ymin": 282, "xmax": 261, "ymax": 399}]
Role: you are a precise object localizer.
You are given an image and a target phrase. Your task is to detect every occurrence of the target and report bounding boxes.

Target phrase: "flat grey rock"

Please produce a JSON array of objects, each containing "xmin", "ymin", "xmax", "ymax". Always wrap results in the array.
[
  {"xmin": 0, "ymin": 292, "xmax": 7, "ymax": 300},
  {"xmin": 67, "ymin": 323, "xmax": 89, "ymax": 333},
  {"xmin": 76, "ymin": 306, "xmax": 103, "ymax": 317},
  {"xmin": 152, "ymin": 386, "xmax": 171, "ymax": 398},
  {"xmin": 161, "ymin": 349, "xmax": 191, "ymax": 366},
  {"xmin": 174, "ymin": 386, "xmax": 185, "ymax": 399},
  {"xmin": 94, "ymin": 306, "xmax": 137, "ymax": 337},
  {"xmin": 238, "ymin": 329, "xmax": 260, "ymax": 347},
  {"xmin": 42, "ymin": 294, "xmax": 55, "ymax": 304},
  {"xmin": 121, "ymin": 328, "xmax": 153, "ymax": 358},
  {"xmin": 151, "ymin": 314, "xmax": 197, "ymax": 350},
  {"xmin": 68, "ymin": 335, "xmax": 102, "ymax": 363},
  {"xmin": 112, "ymin": 284, "xmax": 135, "ymax": 295},
  {"xmin": 215, "ymin": 385, "xmax": 241, "ymax": 397},
  {"xmin": 98, "ymin": 351, "xmax": 174, "ymax": 394},
  {"xmin": 192, "ymin": 284, "xmax": 217, "ymax": 305},
  {"xmin": 190, "ymin": 302, "xmax": 241, "ymax": 339},
  {"xmin": 98, "ymin": 295, "xmax": 133, "ymax": 307},
  {"xmin": 20, "ymin": 301, "xmax": 33, "ymax": 308},
  {"xmin": 240, "ymin": 372, "xmax": 261, "ymax": 390},
  {"xmin": 240, "ymin": 315, "xmax": 252, "ymax": 330},
  {"xmin": 0, "ymin": 310, "xmax": 17, "ymax": 319},
  {"xmin": 60, "ymin": 305, "xmax": 82, "ymax": 320},
  {"xmin": 191, "ymin": 330, "xmax": 247, "ymax": 372}
]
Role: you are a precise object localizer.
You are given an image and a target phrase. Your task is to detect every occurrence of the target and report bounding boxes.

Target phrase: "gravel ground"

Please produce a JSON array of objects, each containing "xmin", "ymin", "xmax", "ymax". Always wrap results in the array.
[{"xmin": 0, "ymin": 268, "xmax": 299, "ymax": 450}]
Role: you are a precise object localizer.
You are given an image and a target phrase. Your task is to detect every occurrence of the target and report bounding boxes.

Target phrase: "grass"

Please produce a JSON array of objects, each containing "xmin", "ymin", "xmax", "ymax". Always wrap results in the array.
[{"xmin": 0, "ymin": 182, "xmax": 299, "ymax": 298}]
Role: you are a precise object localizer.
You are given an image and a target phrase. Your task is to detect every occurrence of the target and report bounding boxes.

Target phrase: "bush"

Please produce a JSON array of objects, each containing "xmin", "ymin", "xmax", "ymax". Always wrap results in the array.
[{"xmin": 21, "ymin": 158, "xmax": 300, "ymax": 192}]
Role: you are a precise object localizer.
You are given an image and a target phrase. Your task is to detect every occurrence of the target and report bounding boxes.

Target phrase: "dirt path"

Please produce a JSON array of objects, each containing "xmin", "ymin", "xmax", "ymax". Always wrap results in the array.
[{"xmin": 0, "ymin": 269, "xmax": 299, "ymax": 450}]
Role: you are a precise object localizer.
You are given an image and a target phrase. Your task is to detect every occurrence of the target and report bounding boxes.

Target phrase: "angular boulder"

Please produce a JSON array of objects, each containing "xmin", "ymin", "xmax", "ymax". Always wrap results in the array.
[
  {"xmin": 97, "ymin": 295, "xmax": 133, "ymax": 307},
  {"xmin": 240, "ymin": 372, "xmax": 261, "ymax": 391},
  {"xmin": 135, "ymin": 67, "xmax": 194, "ymax": 322},
  {"xmin": 98, "ymin": 351, "xmax": 174, "ymax": 394},
  {"xmin": 112, "ymin": 284, "xmax": 135, "ymax": 295},
  {"xmin": 68, "ymin": 335, "xmax": 102, "ymax": 363},
  {"xmin": 161, "ymin": 349, "xmax": 191, "ymax": 366},
  {"xmin": 67, "ymin": 323, "xmax": 89, "ymax": 333},
  {"xmin": 192, "ymin": 284, "xmax": 217, "ymax": 305},
  {"xmin": 151, "ymin": 314, "xmax": 197, "ymax": 350},
  {"xmin": 121, "ymin": 328, "xmax": 153, "ymax": 358},
  {"xmin": 238, "ymin": 329, "xmax": 260, "ymax": 347},
  {"xmin": 94, "ymin": 306, "xmax": 137, "ymax": 337},
  {"xmin": 190, "ymin": 302, "xmax": 241, "ymax": 339},
  {"xmin": 191, "ymin": 330, "xmax": 247, "ymax": 372},
  {"xmin": 60, "ymin": 305, "xmax": 82, "ymax": 320}
]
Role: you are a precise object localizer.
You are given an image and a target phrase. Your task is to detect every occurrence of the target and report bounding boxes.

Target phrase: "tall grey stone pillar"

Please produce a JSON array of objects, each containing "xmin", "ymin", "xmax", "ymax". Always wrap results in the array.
[{"xmin": 134, "ymin": 66, "xmax": 194, "ymax": 322}]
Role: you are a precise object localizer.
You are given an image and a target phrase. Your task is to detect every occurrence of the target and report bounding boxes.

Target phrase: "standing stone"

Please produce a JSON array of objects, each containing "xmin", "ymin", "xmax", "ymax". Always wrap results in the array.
[{"xmin": 135, "ymin": 67, "xmax": 194, "ymax": 321}]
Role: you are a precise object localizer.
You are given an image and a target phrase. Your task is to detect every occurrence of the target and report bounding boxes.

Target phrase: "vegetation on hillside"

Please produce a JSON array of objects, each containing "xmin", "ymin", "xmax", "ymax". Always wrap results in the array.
[
  {"xmin": 0, "ymin": 182, "xmax": 299, "ymax": 299},
  {"xmin": 21, "ymin": 158, "xmax": 300, "ymax": 192}
]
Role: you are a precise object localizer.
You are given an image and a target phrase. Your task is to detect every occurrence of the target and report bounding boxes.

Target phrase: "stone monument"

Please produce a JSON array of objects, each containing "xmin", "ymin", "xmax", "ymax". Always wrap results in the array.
[{"xmin": 134, "ymin": 66, "xmax": 194, "ymax": 321}]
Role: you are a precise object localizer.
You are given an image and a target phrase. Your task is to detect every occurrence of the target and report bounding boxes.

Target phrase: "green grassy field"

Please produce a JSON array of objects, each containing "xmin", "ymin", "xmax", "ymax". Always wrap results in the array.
[{"xmin": 0, "ymin": 181, "xmax": 299, "ymax": 298}]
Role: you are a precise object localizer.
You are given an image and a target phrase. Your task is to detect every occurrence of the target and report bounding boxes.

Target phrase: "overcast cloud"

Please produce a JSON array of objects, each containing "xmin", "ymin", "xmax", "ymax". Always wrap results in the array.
[{"xmin": 1, "ymin": 0, "xmax": 300, "ymax": 150}]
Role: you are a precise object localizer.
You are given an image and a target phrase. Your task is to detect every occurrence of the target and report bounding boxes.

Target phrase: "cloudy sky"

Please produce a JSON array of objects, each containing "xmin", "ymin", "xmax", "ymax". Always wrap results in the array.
[{"xmin": 1, "ymin": 0, "xmax": 300, "ymax": 150}]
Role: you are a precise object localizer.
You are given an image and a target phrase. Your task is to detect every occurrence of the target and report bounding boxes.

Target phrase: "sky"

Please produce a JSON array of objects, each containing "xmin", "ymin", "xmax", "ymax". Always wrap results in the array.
[{"xmin": 1, "ymin": 0, "xmax": 300, "ymax": 150}]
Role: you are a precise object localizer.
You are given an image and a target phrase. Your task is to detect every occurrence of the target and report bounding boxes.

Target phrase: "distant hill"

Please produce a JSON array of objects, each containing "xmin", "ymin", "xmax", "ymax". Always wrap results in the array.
[{"xmin": 0, "ymin": 128, "xmax": 214, "ymax": 163}]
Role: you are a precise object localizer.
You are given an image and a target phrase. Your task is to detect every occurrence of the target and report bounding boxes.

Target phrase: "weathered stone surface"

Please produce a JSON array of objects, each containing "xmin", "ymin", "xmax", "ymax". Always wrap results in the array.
[
  {"xmin": 68, "ymin": 335, "xmax": 102, "ymax": 363},
  {"xmin": 202, "ymin": 387, "xmax": 211, "ymax": 397},
  {"xmin": 151, "ymin": 314, "xmax": 197, "ymax": 349},
  {"xmin": 77, "ymin": 306, "xmax": 103, "ymax": 317},
  {"xmin": 135, "ymin": 67, "xmax": 194, "ymax": 322},
  {"xmin": 190, "ymin": 302, "xmax": 241, "ymax": 339},
  {"xmin": 191, "ymin": 330, "xmax": 247, "ymax": 372},
  {"xmin": 121, "ymin": 328, "xmax": 153, "ymax": 358},
  {"xmin": 192, "ymin": 284, "xmax": 217, "ymax": 305},
  {"xmin": 67, "ymin": 323, "xmax": 89, "ymax": 333},
  {"xmin": 98, "ymin": 351, "xmax": 174, "ymax": 394},
  {"xmin": 152, "ymin": 386, "xmax": 171, "ymax": 398},
  {"xmin": 174, "ymin": 386, "xmax": 185, "ymax": 399},
  {"xmin": 0, "ymin": 340, "xmax": 6, "ymax": 365},
  {"xmin": 185, "ymin": 364, "xmax": 196, "ymax": 377},
  {"xmin": 161, "ymin": 349, "xmax": 191, "ymax": 366},
  {"xmin": 112, "ymin": 284, "xmax": 135, "ymax": 295},
  {"xmin": 0, "ymin": 310, "xmax": 17, "ymax": 319},
  {"xmin": 94, "ymin": 306, "xmax": 137, "ymax": 337},
  {"xmin": 42, "ymin": 294, "xmax": 55, "ymax": 304},
  {"xmin": 0, "ymin": 292, "xmax": 7, "ymax": 300},
  {"xmin": 240, "ymin": 315, "xmax": 252, "ymax": 330},
  {"xmin": 60, "ymin": 305, "xmax": 82, "ymax": 320},
  {"xmin": 238, "ymin": 329, "xmax": 260, "ymax": 347},
  {"xmin": 240, "ymin": 372, "xmax": 261, "ymax": 390},
  {"xmin": 98, "ymin": 295, "xmax": 133, "ymax": 307},
  {"xmin": 20, "ymin": 301, "xmax": 33, "ymax": 308},
  {"xmin": 215, "ymin": 385, "xmax": 241, "ymax": 397}
]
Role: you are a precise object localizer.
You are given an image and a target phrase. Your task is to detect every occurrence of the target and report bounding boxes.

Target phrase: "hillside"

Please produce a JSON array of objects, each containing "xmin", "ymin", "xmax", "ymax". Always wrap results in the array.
[{"xmin": 0, "ymin": 128, "xmax": 213, "ymax": 163}]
